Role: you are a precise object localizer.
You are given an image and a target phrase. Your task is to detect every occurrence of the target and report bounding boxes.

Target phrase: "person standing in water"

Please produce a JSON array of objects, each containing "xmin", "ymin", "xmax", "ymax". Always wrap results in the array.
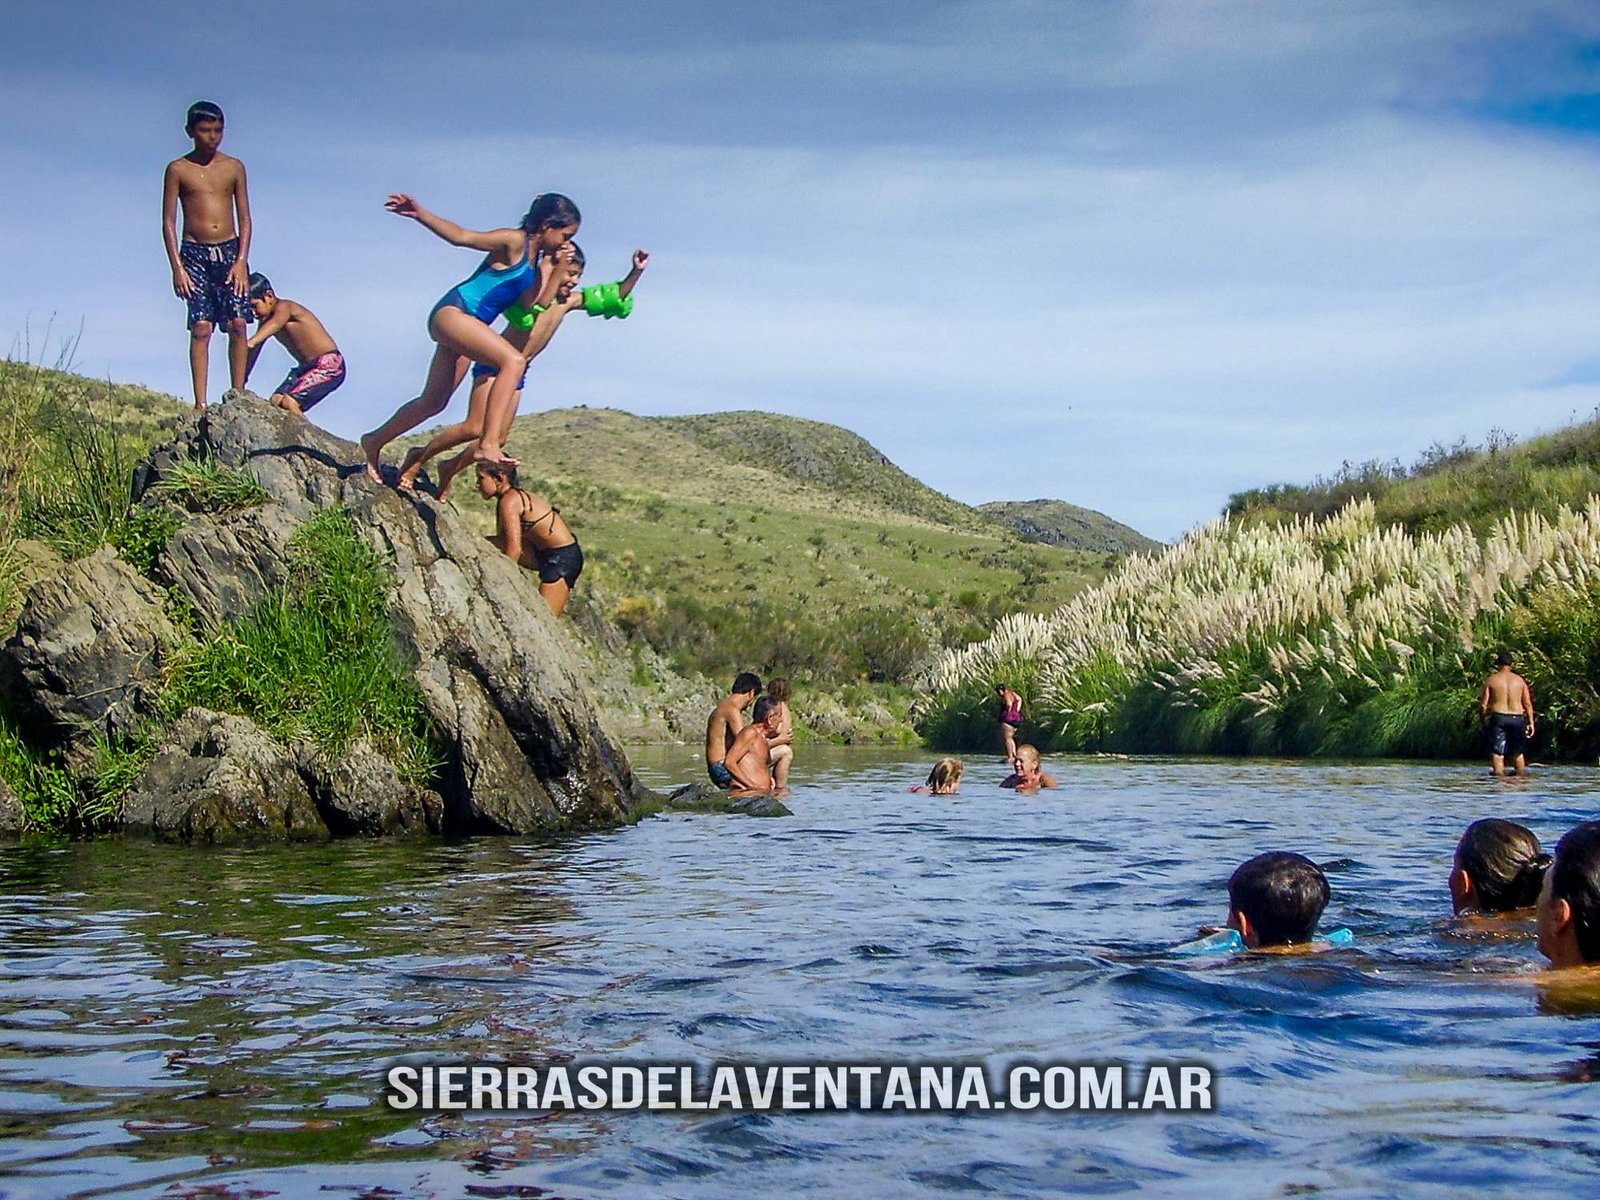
[
  {"xmin": 1480, "ymin": 652, "xmax": 1535, "ymax": 776},
  {"xmin": 996, "ymin": 683, "xmax": 1023, "ymax": 759}
]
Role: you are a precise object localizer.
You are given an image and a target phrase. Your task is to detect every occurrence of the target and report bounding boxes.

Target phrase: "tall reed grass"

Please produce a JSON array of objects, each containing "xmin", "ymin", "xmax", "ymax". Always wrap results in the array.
[{"xmin": 924, "ymin": 499, "xmax": 1600, "ymax": 759}]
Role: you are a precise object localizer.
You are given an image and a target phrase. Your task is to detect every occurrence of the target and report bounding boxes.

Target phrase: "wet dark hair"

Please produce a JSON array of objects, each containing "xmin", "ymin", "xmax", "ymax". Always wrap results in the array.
[
  {"xmin": 1496, "ymin": 651, "xmax": 1515, "ymax": 667},
  {"xmin": 766, "ymin": 679, "xmax": 791, "ymax": 703},
  {"xmin": 566, "ymin": 243, "xmax": 586, "ymax": 270},
  {"xmin": 520, "ymin": 193, "xmax": 581, "ymax": 235},
  {"xmin": 186, "ymin": 100, "xmax": 224, "ymax": 133},
  {"xmin": 247, "ymin": 272, "xmax": 273, "ymax": 301},
  {"xmin": 1551, "ymin": 822, "xmax": 1600, "ymax": 964},
  {"xmin": 476, "ymin": 460, "xmax": 520, "ymax": 486},
  {"xmin": 731, "ymin": 672, "xmax": 762, "ymax": 697},
  {"xmin": 1228, "ymin": 852, "xmax": 1330, "ymax": 947},
  {"xmin": 753, "ymin": 695, "xmax": 782, "ymax": 723},
  {"xmin": 1455, "ymin": 819, "xmax": 1550, "ymax": 912}
]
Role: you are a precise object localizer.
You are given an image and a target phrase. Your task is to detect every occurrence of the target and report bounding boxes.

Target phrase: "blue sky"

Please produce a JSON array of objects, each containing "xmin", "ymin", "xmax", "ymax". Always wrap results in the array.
[{"xmin": 3, "ymin": 1, "xmax": 1600, "ymax": 541}]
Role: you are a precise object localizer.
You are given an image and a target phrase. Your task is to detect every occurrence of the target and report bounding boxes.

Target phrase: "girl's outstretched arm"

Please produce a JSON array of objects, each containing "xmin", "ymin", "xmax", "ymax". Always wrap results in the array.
[
  {"xmin": 386, "ymin": 194, "xmax": 521, "ymax": 256},
  {"xmin": 617, "ymin": 249, "xmax": 650, "ymax": 300}
]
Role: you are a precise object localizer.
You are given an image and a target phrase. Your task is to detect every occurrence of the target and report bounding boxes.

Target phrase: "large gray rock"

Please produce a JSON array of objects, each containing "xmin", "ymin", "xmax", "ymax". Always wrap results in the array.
[
  {"xmin": 296, "ymin": 740, "xmax": 442, "ymax": 836},
  {"xmin": 0, "ymin": 547, "xmax": 177, "ymax": 764},
  {"xmin": 157, "ymin": 505, "xmax": 302, "ymax": 627},
  {"xmin": 130, "ymin": 394, "xmax": 653, "ymax": 833},
  {"xmin": 122, "ymin": 709, "xmax": 326, "ymax": 842}
]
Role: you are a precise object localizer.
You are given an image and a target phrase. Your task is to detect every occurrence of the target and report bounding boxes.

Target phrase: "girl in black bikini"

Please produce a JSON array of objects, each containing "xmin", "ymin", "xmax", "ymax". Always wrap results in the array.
[{"xmin": 474, "ymin": 461, "xmax": 584, "ymax": 616}]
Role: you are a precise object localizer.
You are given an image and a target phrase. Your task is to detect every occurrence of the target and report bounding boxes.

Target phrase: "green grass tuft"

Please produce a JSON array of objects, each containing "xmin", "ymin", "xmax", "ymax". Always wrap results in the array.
[
  {"xmin": 153, "ymin": 455, "xmax": 270, "ymax": 513},
  {"xmin": 163, "ymin": 508, "xmax": 443, "ymax": 785}
]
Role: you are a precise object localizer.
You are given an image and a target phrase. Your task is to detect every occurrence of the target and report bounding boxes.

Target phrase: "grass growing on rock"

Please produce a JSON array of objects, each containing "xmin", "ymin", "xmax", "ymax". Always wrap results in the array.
[{"xmin": 163, "ymin": 508, "xmax": 442, "ymax": 784}]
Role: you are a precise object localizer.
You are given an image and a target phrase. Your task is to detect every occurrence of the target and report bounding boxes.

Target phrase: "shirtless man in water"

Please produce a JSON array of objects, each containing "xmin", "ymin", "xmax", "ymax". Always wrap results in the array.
[
  {"xmin": 161, "ymin": 101, "xmax": 253, "ymax": 409},
  {"xmin": 723, "ymin": 696, "xmax": 788, "ymax": 797},
  {"xmin": 1480, "ymin": 652, "xmax": 1536, "ymax": 776},
  {"xmin": 705, "ymin": 673, "xmax": 761, "ymax": 789}
]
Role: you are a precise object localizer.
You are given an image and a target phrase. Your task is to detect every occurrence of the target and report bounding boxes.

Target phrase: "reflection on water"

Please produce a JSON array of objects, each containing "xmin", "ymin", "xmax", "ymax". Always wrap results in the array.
[{"xmin": 3, "ymin": 748, "xmax": 1600, "ymax": 1196}]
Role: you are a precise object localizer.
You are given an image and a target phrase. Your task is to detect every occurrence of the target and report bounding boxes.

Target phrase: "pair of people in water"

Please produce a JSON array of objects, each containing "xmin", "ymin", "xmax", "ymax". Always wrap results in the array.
[
  {"xmin": 704, "ymin": 674, "xmax": 795, "ymax": 797},
  {"xmin": 907, "ymin": 746, "xmax": 1058, "ymax": 794},
  {"xmin": 1186, "ymin": 818, "xmax": 1600, "ymax": 973},
  {"xmin": 1450, "ymin": 817, "xmax": 1600, "ymax": 971}
]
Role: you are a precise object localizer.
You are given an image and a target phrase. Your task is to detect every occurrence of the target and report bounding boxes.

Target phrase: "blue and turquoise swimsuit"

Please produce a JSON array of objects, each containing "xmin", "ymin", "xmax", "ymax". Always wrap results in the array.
[{"xmin": 430, "ymin": 234, "xmax": 537, "ymax": 326}]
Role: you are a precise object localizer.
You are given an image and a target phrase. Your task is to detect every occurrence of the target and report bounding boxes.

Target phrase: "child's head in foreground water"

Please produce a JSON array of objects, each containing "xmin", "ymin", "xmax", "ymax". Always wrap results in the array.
[
  {"xmin": 1537, "ymin": 822, "xmax": 1600, "ymax": 969},
  {"xmin": 1227, "ymin": 852, "xmax": 1329, "ymax": 949},
  {"xmin": 925, "ymin": 758, "xmax": 963, "ymax": 794},
  {"xmin": 1450, "ymin": 819, "xmax": 1550, "ymax": 914}
]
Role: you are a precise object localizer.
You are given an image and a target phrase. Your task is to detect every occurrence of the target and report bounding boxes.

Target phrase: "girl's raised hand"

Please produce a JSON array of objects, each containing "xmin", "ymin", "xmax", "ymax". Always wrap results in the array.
[
  {"xmin": 385, "ymin": 193, "xmax": 422, "ymax": 218},
  {"xmin": 632, "ymin": 249, "xmax": 650, "ymax": 270}
]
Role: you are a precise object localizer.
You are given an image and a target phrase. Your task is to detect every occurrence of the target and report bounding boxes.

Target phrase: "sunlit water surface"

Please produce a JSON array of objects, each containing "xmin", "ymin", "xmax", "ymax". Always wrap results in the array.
[{"xmin": 3, "ymin": 749, "xmax": 1599, "ymax": 1198}]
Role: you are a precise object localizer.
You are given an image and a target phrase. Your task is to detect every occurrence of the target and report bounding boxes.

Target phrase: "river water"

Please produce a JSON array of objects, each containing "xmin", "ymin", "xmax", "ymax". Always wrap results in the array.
[{"xmin": 2, "ymin": 748, "xmax": 1598, "ymax": 1198}]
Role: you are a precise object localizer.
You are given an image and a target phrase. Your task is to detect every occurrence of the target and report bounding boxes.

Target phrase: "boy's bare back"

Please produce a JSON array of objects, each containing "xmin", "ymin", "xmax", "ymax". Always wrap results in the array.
[
  {"xmin": 164, "ymin": 151, "xmax": 245, "ymax": 242},
  {"xmin": 267, "ymin": 300, "xmax": 338, "ymax": 364}
]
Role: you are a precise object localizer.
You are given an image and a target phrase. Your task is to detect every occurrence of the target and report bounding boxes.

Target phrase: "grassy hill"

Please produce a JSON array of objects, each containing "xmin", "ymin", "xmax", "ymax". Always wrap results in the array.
[
  {"xmin": 412, "ymin": 406, "xmax": 1121, "ymax": 691},
  {"xmin": 1226, "ymin": 420, "xmax": 1600, "ymax": 535},
  {"xmin": 978, "ymin": 499, "xmax": 1163, "ymax": 555},
  {"xmin": 0, "ymin": 360, "xmax": 1149, "ymax": 744}
]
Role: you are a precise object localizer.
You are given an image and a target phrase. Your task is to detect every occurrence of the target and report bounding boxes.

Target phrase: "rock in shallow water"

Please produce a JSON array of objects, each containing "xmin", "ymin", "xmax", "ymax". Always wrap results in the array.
[{"xmin": 122, "ymin": 709, "xmax": 326, "ymax": 842}]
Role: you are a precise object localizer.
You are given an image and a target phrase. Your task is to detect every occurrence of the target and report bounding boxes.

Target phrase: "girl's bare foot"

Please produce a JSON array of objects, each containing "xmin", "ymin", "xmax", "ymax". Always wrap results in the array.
[
  {"xmin": 396, "ymin": 446, "xmax": 427, "ymax": 493},
  {"xmin": 436, "ymin": 454, "xmax": 467, "ymax": 501},
  {"xmin": 359, "ymin": 432, "xmax": 386, "ymax": 484},
  {"xmin": 472, "ymin": 444, "xmax": 522, "ymax": 468}
]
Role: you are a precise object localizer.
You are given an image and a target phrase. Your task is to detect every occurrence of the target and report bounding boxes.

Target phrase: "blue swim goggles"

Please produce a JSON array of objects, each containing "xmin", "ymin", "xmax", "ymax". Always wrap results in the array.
[{"xmin": 1171, "ymin": 928, "xmax": 1354, "ymax": 956}]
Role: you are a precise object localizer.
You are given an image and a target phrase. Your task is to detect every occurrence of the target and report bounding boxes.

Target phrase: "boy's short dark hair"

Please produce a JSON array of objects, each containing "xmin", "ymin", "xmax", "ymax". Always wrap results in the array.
[
  {"xmin": 567, "ymin": 242, "xmax": 586, "ymax": 269},
  {"xmin": 1496, "ymin": 651, "xmax": 1514, "ymax": 666},
  {"xmin": 753, "ymin": 695, "xmax": 781, "ymax": 723},
  {"xmin": 1551, "ymin": 822, "xmax": 1600, "ymax": 963},
  {"xmin": 247, "ymin": 272, "xmax": 273, "ymax": 301},
  {"xmin": 732, "ymin": 672, "xmax": 762, "ymax": 697},
  {"xmin": 1228, "ymin": 852, "xmax": 1329, "ymax": 946},
  {"xmin": 186, "ymin": 100, "xmax": 225, "ymax": 133}
]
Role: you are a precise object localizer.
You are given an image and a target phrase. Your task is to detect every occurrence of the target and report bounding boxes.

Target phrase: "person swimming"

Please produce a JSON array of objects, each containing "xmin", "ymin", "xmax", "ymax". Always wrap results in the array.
[
  {"xmin": 911, "ymin": 758, "xmax": 964, "ymax": 795},
  {"xmin": 1225, "ymin": 851, "xmax": 1331, "ymax": 950},
  {"xmin": 1449, "ymin": 819, "xmax": 1551, "ymax": 914},
  {"xmin": 1537, "ymin": 821, "xmax": 1600, "ymax": 969}
]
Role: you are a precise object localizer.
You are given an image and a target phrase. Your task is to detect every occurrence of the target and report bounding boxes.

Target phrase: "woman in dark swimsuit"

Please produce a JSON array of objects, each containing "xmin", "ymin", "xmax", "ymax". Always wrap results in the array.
[{"xmin": 474, "ymin": 461, "xmax": 584, "ymax": 616}]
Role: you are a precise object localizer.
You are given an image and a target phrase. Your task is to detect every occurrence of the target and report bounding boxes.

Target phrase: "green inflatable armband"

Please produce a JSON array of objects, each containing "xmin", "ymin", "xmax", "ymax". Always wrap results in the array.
[
  {"xmin": 582, "ymin": 281, "xmax": 634, "ymax": 319},
  {"xmin": 503, "ymin": 301, "xmax": 547, "ymax": 331}
]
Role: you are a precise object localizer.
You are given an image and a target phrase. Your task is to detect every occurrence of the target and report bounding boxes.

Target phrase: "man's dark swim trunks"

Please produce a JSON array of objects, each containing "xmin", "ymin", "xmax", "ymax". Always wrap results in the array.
[
  {"xmin": 708, "ymin": 761, "xmax": 734, "ymax": 789},
  {"xmin": 180, "ymin": 238, "xmax": 253, "ymax": 329},
  {"xmin": 1489, "ymin": 712, "xmax": 1529, "ymax": 757},
  {"xmin": 534, "ymin": 541, "xmax": 584, "ymax": 587}
]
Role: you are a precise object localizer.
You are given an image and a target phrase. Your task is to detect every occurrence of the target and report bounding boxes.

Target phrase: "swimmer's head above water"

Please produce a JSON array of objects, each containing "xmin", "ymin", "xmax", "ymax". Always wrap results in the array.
[
  {"xmin": 1227, "ymin": 852, "xmax": 1329, "ymax": 949},
  {"xmin": 925, "ymin": 757, "xmax": 963, "ymax": 794},
  {"xmin": 1538, "ymin": 821, "xmax": 1600, "ymax": 969},
  {"xmin": 1451, "ymin": 819, "xmax": 1550, "ymax": 914}
]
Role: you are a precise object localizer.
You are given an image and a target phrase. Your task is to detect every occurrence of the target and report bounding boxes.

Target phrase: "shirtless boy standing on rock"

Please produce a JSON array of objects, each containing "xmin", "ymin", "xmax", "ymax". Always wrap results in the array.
[
  {"xmin": 1480, "ymin": 652, "xmax": 1536, "ymax": 777},
  {"xmin": 161, "ymin": 100, "xmax": 253, "ymax": 410},
  {"xmin": 705, "ymin": 673, "xmax": 761, "ymax": 789}
]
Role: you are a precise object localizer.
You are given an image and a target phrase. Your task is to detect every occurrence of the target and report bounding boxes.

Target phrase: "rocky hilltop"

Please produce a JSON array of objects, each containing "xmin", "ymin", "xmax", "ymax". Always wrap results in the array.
[{"xmin": 0, "ymin": 394, "xmax": 673, "ymax": 840}]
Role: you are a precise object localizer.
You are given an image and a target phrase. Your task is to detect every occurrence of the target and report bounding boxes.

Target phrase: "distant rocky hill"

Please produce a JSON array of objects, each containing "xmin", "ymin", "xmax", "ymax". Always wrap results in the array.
[{"xmin": 977, "ymin": 499, "xmax": 1162, "ymax": 555}]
